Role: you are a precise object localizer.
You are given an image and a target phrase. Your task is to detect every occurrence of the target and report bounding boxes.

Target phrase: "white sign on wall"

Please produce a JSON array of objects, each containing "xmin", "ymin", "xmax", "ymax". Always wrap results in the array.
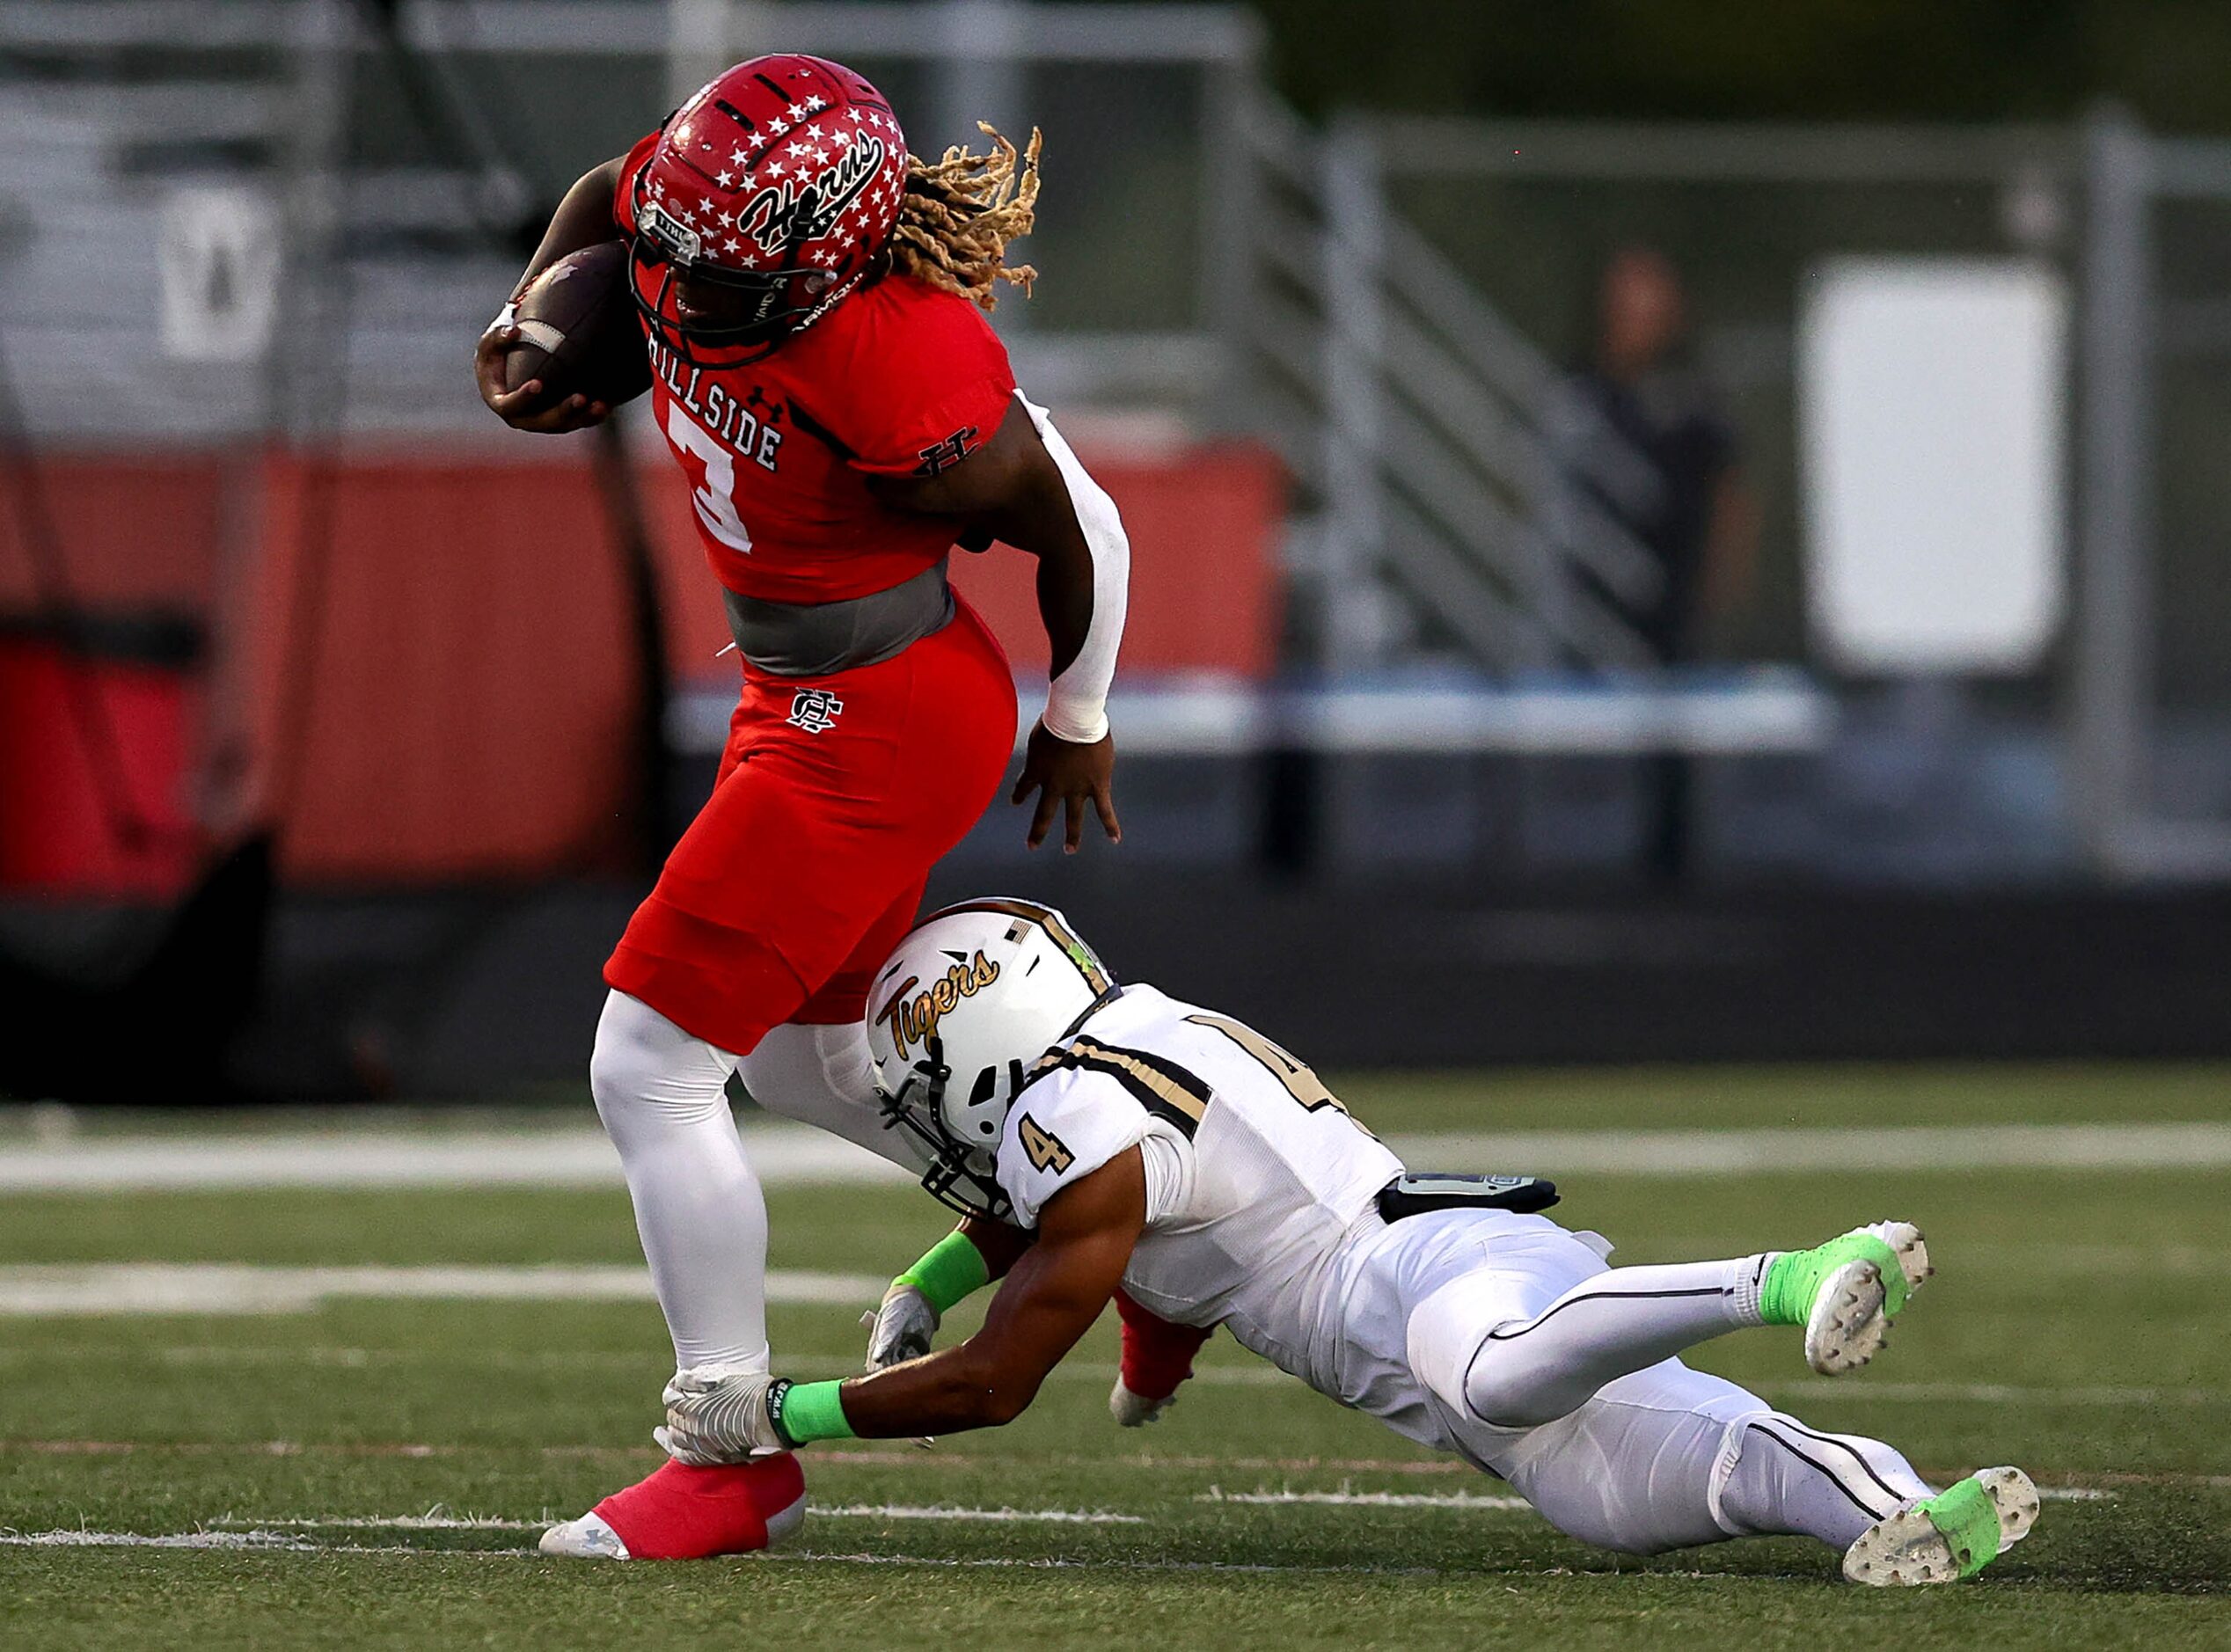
[
  {"xmin": 1798, "ymin": 258, "xmax": 2069, "ymax": 673},
  {"xmin": 157, "ymin": 186, "xmax": 282, "ymax": 362}
]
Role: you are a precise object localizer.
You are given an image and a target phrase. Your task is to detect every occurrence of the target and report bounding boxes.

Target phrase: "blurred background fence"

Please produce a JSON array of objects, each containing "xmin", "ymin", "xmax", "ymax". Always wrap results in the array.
[{"xmin": 4, "ymin": 0, "xmax": 2230, "ymax": 1097}]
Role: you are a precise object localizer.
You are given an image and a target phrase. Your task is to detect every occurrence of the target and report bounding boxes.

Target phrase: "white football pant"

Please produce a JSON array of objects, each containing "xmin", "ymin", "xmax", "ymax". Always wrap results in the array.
[{"xmin": 1401, "ymin": 1210, "xmax": 1931, "ymax": 1555}]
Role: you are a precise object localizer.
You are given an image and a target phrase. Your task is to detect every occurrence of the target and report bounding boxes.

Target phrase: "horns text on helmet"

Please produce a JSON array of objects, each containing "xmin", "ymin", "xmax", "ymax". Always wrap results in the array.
[{"xmin": 737, "ymin": 130, "xmax": 888, "ymax": 252}]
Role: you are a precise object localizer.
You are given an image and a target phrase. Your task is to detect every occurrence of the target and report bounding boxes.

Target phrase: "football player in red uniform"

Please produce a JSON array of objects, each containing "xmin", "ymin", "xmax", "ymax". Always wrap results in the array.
[{"xmin": 472, "ymin": 55, "xmax": 1129, "ymax": 1560}]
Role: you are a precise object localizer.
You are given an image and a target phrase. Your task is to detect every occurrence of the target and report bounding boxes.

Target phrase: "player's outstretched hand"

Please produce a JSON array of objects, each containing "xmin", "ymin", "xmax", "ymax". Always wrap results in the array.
[
  {"xmin": 861, "ymin": 1285, "xmax": 940, "ymax": 1371},
  {"xmin": 1108, "ymin": 1378, "xmax": 1177, "ymax": 1428},
  {"xmin": 472, "ymin": 325, "xmax": 611, "ymax": 435},
  {"xmin": 1012, "ymin": 720, "xmax": 1120, "ymax": 852}
]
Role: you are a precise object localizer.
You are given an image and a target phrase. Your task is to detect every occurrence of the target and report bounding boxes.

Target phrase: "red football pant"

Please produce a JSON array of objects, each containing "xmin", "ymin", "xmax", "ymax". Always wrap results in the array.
[{"xmin": 605, "ymin": 596, "xmax": 1016, "ymax": 1056}]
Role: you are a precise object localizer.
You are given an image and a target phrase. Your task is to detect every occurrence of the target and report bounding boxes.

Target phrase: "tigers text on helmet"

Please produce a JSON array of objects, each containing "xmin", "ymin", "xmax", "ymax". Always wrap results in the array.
[
  {"xmin": 867, "ymin": 899, "xmax": 1114, "ymax": 1219},
  {"xmin": 629, "ymin": 53, "xmax": 911, "ymax": 363}
]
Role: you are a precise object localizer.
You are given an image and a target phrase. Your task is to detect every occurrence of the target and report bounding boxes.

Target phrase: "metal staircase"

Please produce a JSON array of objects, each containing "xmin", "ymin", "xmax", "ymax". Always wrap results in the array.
[{"xmin": 1232, "ymin": 87, "xmax": 1664, "ymax": 674}]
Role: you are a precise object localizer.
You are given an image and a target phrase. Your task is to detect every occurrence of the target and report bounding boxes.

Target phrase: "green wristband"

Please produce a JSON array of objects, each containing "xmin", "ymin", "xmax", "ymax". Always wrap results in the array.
[
  {"xmin": 895, "ymin": 1230, "xmax": 991, "ymax": 1315},
  {"xmin": 771, "ymin": 1379, "xmax": 855, "ymax": 1447}
]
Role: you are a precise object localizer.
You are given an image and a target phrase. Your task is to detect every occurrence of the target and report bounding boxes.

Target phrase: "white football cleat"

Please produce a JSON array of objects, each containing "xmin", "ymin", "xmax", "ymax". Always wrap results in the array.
[
  {"xmin": 1843, "ymin": 1466, "xmax": 2039, "ymax": 1586},
  {"xmin": 538, "ymin": 1510, "xmax": 630, "ymax": 1560},
  {"xmin": 1764, "ymin": 1220, "xmax": 1932, "ymax": 1376}
]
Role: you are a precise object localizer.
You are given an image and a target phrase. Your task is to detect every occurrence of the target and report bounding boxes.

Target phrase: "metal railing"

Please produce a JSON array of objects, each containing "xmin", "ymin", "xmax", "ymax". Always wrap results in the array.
[
  {"xmin": 0, "ymin": 0, "xmax": 1264, "ymax": 435},
  {"xmin": 1227, "ymin": 91, "xmax": 1665, "ymax": 674}
]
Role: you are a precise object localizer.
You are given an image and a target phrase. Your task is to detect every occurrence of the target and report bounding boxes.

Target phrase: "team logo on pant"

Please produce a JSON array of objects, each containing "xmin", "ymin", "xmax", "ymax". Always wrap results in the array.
[{"xmin": 786, "ymin": 688, "xmax": 844, "ymax": 734}]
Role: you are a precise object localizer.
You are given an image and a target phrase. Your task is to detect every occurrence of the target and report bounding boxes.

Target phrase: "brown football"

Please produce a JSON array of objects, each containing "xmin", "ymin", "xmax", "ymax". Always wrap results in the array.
[{"xmin": 500, "ymin": 240, "xmax": 653, "ymax": 413}]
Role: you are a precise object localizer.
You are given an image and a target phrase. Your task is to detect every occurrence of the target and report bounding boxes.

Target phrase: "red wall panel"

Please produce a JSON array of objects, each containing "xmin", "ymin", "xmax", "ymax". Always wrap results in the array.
[
  {"xmin": 946, "ymin": 445, "xmax": 1284, "ymax": 678},
  {"xmin": 2, "ymin": 441, "xmax": 1284, "ymax": 890}
]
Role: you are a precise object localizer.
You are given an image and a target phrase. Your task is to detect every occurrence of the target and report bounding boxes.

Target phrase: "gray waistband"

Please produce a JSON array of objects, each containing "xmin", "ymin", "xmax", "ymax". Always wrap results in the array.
[{"xmin": 722, "ymin": 558, "xmax": 955, "ymax": 677}]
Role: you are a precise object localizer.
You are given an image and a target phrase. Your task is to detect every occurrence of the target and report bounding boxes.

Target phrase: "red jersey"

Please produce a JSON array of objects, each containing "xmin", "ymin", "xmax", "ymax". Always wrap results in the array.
[{"xmin": 614, "ymin": 133, "xmax": 1018, "ymax": 604}]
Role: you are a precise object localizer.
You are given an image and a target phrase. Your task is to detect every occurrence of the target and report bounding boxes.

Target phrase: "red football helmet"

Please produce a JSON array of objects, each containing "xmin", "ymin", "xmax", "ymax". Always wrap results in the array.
[{"xmin": 629, "ymin": 54, "xmax": 911, "ymax": 362}]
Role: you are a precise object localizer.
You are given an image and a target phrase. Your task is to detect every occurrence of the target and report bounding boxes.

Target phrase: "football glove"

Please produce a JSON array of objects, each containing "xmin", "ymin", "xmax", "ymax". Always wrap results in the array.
[
  {"xmin": 1109, "ymin": 1288, "xmax": 1211, "ymax": 1429},
  {"xmin": 862, "ymin": 1283, "xmax": 940, "ymax": 1371},
  {"xmin": 655, "ymin": 1364, "xmax": 785, "ymax": 1464},
  {"xmin": 1108, "ymin": 1378, "xmax": 1178, "ymax": 1428}
]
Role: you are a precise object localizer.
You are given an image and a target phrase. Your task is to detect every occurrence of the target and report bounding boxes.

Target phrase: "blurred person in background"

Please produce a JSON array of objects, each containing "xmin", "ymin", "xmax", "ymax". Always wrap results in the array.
[{"xmin": 1566, "ymin": 245, "xmax": 1759, "ymax": 887}]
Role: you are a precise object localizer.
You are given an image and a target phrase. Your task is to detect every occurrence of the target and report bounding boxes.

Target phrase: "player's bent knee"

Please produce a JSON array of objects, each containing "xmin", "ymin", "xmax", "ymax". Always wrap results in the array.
[
  {"xmin": 1409, "ymin": 1302, "xmax": 1584, "ymax": 1429},
  {"xmin": 1497, "ymin": 1399, "xmax": 1741, "ymax": 1555},
  {"xmin": 1435, "ymin": 1312, "xmax": 1598, "ymax": 1429},
  {"xmin": 737, "ymin": 1021, "xmax": 873, "ymax": 1121},
  {"xmin": 589, "ymin": 990, "xmax": 733, "ymax": 1133}
]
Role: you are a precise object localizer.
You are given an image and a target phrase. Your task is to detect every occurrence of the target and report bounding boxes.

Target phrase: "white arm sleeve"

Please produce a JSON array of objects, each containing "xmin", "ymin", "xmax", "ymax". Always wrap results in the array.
[{"xmin": 1017, "ymin": 391, "xmax": 1129, "ymax": 745}]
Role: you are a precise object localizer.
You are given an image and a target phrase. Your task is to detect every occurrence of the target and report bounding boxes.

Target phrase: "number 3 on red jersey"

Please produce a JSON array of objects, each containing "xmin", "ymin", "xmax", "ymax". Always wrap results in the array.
[{"xmin": 666, "ymin": 401, "xmax": 752, "ymax": 554}]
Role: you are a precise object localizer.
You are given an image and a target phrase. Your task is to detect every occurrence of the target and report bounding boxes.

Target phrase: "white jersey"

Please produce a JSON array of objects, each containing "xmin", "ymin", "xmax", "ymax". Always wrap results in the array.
[
  {"xmin": 984, "ymin": 987, "xmax": 1859, "ymax": 1561},
  {"xmin": 997, "ymin": 984, "xmax": 1482, "ymax": 1451}
]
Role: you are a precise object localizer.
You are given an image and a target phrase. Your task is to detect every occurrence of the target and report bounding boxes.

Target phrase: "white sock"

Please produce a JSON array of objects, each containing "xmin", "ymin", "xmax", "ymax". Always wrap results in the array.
[
  {"xmin": 1481, "ymin": 1363, "xmax": 1932, "ymax": 1559},
  {"xmin": 1465, "ymin": 1256, "xmax": 1771, "ymax": 1428},
  {"xmin": 589, "ymin": 990, "xmax": 768, "ymax": 1373},
  {"xmin": 1717, "ymin": 1413, "xmax": 1933, "ymax": 1550}
]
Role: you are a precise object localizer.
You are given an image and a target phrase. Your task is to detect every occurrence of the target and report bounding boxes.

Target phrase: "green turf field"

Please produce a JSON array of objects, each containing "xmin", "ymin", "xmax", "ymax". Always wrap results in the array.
[{"xmin": 3, "ymin": 1066, "xmax": 2227, "ymax": 1649}]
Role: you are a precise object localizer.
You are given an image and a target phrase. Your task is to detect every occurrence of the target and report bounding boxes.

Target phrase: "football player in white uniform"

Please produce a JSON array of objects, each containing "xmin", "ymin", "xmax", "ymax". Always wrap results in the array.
[{"xmin": 556, "ymin": 898, "xmax": 2039, "ymax": 1586}]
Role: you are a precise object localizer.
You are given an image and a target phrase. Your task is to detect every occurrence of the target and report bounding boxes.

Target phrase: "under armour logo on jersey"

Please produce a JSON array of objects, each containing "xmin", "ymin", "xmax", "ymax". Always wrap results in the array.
[
  {"xmin": 786, "ymin": 687, "xmax": 844, "ymax": 734},
  {"xmin": 913, "ymin": 425, "xmax": 980, "ymax": 478}
]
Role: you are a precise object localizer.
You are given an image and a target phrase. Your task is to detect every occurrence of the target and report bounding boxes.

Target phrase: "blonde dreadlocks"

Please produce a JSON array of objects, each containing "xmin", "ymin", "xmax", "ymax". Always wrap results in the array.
[{"xmin": 889, "ymin": 124, "xmax": 1042, "ymax": 311}]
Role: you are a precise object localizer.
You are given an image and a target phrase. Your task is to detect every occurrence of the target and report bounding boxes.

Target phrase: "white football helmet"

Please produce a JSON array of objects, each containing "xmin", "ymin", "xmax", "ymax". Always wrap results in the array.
[{"xmin": 867, "ymin": 897, "xmax": 1114, "ymax": 1217}]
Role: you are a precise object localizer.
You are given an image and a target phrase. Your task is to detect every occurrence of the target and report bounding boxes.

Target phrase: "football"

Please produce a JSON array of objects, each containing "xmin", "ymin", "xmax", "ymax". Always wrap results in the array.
[{"xmin": 500, "ymin": 240, "xmax": 653, "ymax": 413}]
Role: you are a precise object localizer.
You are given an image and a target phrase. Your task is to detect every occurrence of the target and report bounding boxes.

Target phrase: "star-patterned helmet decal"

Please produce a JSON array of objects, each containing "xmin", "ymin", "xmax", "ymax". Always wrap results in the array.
[{"xmin": 641, "ymin": 50, "xmax": 906, "ymax": 331}]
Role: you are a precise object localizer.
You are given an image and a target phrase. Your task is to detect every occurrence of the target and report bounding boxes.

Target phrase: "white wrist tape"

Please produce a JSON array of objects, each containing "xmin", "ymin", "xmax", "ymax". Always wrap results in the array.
[{"xmin": 1017, "ymin": 391, "xmax": 1128, "ymax": 745}]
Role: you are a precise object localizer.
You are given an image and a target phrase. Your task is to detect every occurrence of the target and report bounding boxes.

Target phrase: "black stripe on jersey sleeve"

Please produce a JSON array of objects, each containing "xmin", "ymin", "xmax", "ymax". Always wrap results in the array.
[{"xmin": 1017, "ymin": 1038, "xmax": 1211, "ymax": 1139}]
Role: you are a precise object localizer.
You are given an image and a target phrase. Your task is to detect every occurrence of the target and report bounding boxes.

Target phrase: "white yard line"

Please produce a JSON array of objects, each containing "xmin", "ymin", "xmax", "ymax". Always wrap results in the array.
[
  {"xmin": 0, "ymin": 1263, "xmax": 882, "ymax": 1315},
  {"xmin": 0, "ymin": 1528, "xmax": 1442, "ymax": 1574},
  {"xmin": 1198, "ymin": 1488, "xmax": 1532, "ymax": 1510},
  {"xmin": 810, "ymin": 1504, "xmax": 1145, "ymax": 1524},
  {"xmin": 1391, "ymin": 1121, "xmax": 2231, "ymax": 1175},
  {"xmin": 0, "ymin": 1488, "xmax": 2132, "ymax": 1553},
  {"xmin": 0, "ymin": 1529, "xmax": 1423, "ymax": 1573},
  {"xmin": 1752, "ymin": 1379, "xmax": 2230, "ymax": 1408},
  {"xmin": 0, "ymin": 1124, "xmax": 911, "ymax": 1193},
  {"xmin": 1201, "ymin": 1485, "xmax": 2108, "ymax": 1508},
  {"xmin": 8, "ymin": 1343, "xmax": 2221, "ymax": 1410},
  {"xmin": 0, "ymin": 1529, "xmax": 328, "ymax": 1552},
  {"xmin": 7, "ymin": 1121, "xmax": 2230, "ymax": 1193},
  {"xmin": 213, "ymin": 1515, "xmax": 541, "ymax": 1531},
  {"xmin": 208, "ymin": 1505, "xmax": 1147, "ymax": 1530},
  {"xmin": 0, "ymin": 1320, "xmax": 2218, "ymax": 1415}
]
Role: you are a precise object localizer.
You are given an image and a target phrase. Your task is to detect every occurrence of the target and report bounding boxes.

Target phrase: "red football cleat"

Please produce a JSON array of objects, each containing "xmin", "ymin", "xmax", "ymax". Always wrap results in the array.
[{"xmin": 539, "ymin": 1453, "xmax": 807, "ymax": 1560}]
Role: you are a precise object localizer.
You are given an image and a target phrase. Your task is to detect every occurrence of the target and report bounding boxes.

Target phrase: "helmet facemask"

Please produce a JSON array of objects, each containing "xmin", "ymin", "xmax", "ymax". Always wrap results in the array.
[
  {"xmin": 874, "ymin": 1034, "xmax": 1019, "ymax": 1221},
  {"xmin": 865, "ymin": 899, "xmax": 1116, "ymax": 1224}
]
